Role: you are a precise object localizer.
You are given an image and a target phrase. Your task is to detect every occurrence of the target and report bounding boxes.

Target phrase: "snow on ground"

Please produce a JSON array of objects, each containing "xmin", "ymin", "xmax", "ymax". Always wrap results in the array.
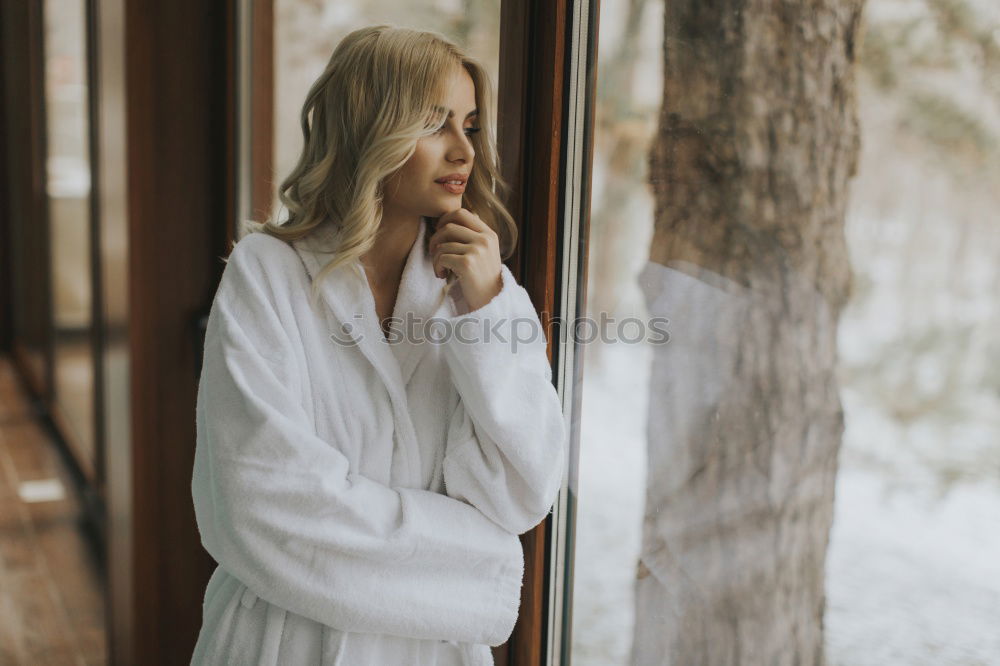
[
  {"xmin": 569, "ymin": 342, "xmax": 1000, "ymax": 665},
  {"xmin": 825, "ymin": 386, "xmax": 1000, "ymax": 666},
  {"xmin": 826, "ymin": 466, "xmax": 1000, "ymax": 665},
  {"xmin": 571, "ymin": 341, "xmax": 649, "ymax": 666}
]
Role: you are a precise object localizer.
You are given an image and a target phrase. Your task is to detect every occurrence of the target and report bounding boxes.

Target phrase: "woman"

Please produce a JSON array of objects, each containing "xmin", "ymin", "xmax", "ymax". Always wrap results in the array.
[{"xmin": 190, "ymin": 24, "xmax": 566, "ymax": 665}]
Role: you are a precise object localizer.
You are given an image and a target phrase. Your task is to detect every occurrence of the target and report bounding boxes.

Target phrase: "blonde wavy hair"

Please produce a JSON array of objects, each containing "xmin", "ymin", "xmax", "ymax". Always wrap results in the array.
[{"xmin": 239, "ymin": 24, "xmax": 517, "ymax": 309}]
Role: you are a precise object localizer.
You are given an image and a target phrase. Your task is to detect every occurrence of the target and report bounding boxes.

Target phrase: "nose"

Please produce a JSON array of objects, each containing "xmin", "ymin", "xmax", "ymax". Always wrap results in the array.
[{"xmin": 446, "ymin": 131, "xmax": 475, "ymax": 165}]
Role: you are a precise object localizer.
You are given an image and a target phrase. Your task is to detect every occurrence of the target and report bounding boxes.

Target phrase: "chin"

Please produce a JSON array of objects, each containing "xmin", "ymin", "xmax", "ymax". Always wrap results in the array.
[{"xmin": 427, "ymin": 200, "xmax": 461, "ymax": 217}]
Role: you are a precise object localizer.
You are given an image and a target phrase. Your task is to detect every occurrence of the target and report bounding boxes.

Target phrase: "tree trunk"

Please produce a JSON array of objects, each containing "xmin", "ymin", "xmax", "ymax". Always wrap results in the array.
[{"xmin": 632, "ymin": 1, "xmax": 865, "ymax": 664}]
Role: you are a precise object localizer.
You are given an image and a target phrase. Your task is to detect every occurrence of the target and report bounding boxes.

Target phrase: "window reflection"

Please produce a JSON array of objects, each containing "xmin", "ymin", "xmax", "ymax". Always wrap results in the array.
[
  {"xmin": 571, "ymin": 0, "xmax": 1000, "ymax": 663},
  {"xmin": 570, "ymin": 0, "xmax": 662, "ymax": 660},
  {"xmin": 44, "ymin": 0, "xmax": 96, "ymax": 479}
]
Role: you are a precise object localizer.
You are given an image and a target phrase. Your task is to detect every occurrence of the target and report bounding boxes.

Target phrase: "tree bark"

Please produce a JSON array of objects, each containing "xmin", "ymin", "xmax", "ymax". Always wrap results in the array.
[{"xmin": 632, "ymin": 1, "xmax": 865, "ymax": 664}]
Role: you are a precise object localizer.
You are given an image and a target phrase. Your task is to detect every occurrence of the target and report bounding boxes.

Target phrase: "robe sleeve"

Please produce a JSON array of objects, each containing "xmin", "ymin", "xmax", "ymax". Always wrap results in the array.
[
  {"xmin": 191, "ymin": 240, "xmax": 524, "ymax": 646},
  {"xmin": 440, "ymin": 263, "xmax": 567, "ymax": 535}
]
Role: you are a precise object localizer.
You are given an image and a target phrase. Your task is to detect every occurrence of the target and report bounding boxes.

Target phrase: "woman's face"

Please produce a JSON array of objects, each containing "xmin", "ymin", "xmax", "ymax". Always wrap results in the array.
[{"xmin": 382, "ymin": 66, "xmax": 479, "ymax": 220}]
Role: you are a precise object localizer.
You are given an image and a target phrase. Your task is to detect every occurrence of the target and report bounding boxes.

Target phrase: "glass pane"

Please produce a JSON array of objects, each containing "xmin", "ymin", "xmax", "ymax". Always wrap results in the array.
[
  {"xmin": 268, "ymin": 1, "xmax": 501, "ymax": 225},
  {"xmin": 44, "ymin": 0, "xmax": 96, "ymax": 475},
  {"xmin": 568, "ymin": 2, "xmax": 663, "ymax": 663},
  {"xmin": 825, "ymin": 2, "xmax": 1000, "ymax": 661},
  {"xmin": 568, "ymin": 0, "xmax": 1000, "ymax": 664}
]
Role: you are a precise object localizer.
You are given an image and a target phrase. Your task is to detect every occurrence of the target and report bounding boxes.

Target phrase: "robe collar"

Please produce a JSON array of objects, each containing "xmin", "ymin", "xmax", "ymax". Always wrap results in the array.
[
  {"xmin": 291, "ymin": 217, "xmax": 457, "ymax": 384},
  {"xmin": 290, "ymin": 218, "xmax": 455, "ymax": 487}
]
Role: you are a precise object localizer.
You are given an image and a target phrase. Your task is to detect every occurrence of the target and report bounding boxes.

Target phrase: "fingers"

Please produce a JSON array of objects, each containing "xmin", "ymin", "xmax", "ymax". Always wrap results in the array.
[
  {"xmin": 432, "ymin": 241, "xmax": 471, "ymax": 258},
  {"xmin": 430, "ymin": 214, "xmax": 493, "ymax": 256},
  {"xmin": 431, "ymin": 223, "xmax": 478, "ymax": 250},
  {"xmin": 429, "ymin": 208, "xmax": 501, "ymax": 284},
  {"xmin": 435, "ymin": 209, "xmax": 496, "ymax": 242},
  {"xmin": 432, "ymin": 242, "xmax": 470, "ymax": 279},
  {"xmin": 435, "ymin": 252, "xmax": 471, "ymax": 279},
  {"xmin": 437, "ymin": 208, "xmax": 486, "ymax": 232}
]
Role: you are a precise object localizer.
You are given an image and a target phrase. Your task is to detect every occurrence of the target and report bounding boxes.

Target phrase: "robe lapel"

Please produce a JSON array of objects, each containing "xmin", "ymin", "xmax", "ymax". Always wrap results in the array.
[
  {"xmin": 289, "ymin": 219, "xmax": 453, "ymax": 488},
  {"xmin": 386, "ymin": 219, "xmax": 456, "ymax": 386}
]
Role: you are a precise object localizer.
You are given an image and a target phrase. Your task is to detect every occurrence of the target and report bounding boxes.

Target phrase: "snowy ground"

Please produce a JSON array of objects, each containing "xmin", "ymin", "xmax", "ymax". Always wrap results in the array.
[
  {"xmin": 569, "ymin": 340, "xmax": 1000, "ymax": 665},
  {"xmin": 826, "ymin": 466, "xmax": 1000, "ymax": 665},
  {"xmin": 825, "ymin": 386, "xmax": 1000, "ymax": 665},
  {"xmin": 570, "ymin": 341, "xmax": 649, "ymax": 666}
]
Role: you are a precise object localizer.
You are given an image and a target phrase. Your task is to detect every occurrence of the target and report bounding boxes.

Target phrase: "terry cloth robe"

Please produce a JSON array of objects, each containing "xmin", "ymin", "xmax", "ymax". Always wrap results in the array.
[{"xmin": 190, "ymin": 217, "xmax": 566, "ymax": 665}]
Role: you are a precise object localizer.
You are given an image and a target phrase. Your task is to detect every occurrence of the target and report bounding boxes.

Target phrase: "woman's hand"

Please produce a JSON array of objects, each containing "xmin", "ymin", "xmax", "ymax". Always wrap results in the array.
[{"xmin": 429, "ymin": 208, "xmax": 503, "ymax": 312}]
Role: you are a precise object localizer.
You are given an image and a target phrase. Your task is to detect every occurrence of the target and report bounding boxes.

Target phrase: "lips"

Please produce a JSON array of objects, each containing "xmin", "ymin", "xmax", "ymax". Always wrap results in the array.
[
  {"xmin": 434, "ymin": 173, "xmax": 468, "ymax": 184},
  {"xmin": 435, "ymin": 173, "xmax": 468, "ymax": 194}
]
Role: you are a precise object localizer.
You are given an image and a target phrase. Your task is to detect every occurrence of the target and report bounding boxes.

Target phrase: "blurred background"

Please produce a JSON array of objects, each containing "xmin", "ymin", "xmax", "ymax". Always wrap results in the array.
[
  {"xmin": 573, "ymin": 0, "xmax": 1000, "ymax": 664},
  {"xmin": 1, "ymin": 0, "xmax": 997, "ymax": 664}
]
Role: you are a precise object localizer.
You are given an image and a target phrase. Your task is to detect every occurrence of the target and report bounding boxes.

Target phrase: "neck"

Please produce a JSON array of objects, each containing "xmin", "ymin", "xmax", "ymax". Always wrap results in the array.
[{"xmin": 360, "ymin": 214, "xmax": 424, "ymax": 285}]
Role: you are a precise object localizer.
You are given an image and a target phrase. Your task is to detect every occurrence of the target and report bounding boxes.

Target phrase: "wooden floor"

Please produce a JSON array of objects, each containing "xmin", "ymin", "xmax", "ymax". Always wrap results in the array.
[{"xmin": 0, "ymin": 357, "xmax": 107, "ymax": 665}]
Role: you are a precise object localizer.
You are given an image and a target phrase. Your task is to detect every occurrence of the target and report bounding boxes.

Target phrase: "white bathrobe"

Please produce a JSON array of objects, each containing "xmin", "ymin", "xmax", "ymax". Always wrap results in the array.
[{"xmin": 190, "ymin": 218, "xmax": 566, "ymax": 665}]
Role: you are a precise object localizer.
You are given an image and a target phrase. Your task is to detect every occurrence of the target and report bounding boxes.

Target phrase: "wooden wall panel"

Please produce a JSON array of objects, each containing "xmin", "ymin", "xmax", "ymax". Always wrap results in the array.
[
  {"xmin": 104, "ymin": 1, "xmax": 234, "ymax": 663},
  {"xmin": 0, "ymin": 0, "xmax": 54, "ymax": 399}
]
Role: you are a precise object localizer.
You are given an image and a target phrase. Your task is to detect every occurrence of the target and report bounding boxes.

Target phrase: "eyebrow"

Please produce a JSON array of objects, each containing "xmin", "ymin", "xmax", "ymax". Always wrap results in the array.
[{"xmin": 434, "ymin": 106, "xmax": 479, "ymax": 120}]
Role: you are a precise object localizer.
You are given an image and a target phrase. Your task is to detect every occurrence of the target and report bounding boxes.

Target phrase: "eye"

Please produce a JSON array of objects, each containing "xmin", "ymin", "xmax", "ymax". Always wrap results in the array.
[{"xmin": 433, "ymin": 123, "xmax": 482, "ymax": 137}]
